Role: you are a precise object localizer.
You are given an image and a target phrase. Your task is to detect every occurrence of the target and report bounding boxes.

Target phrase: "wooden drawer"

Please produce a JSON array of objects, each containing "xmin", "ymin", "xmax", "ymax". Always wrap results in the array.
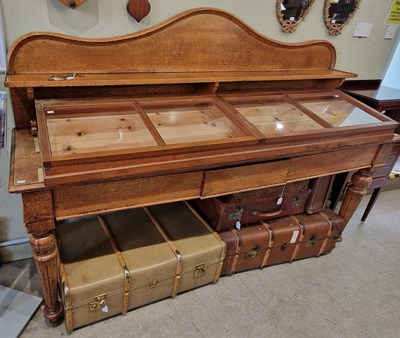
[
  {"xmin": 287, "ymin": 146, "xmax": 380, "ymax": 182},
  {"xmin": 368, "ymin": 176, "xmax": 388, "ymax": 190},
  {"xmin": 372, "ymin": 165, "xmax": 392, "ymax": 179},
  {"xmin": 201, "ymin": 160, "xmax": 289, "ymax": 198},
  {"xmin": 53, "ymin": 171, "xmax": 204, "ymax": 220}
]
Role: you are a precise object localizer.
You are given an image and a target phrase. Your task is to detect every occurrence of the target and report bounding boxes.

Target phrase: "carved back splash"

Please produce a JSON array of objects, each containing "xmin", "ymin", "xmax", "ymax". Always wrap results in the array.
[{"xmin": 8, "ymin": 8, "xmax": 336, "ymax": 75}]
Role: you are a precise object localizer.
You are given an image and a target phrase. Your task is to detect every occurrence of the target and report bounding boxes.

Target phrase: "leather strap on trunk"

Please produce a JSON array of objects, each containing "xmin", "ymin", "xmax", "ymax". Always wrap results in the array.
[
  {"xmin": 318, "ymin": 211, "xmax": 336, "ymax": 256},
  {"xmin": 259, "ymin": 221, "xmax": 273, "ymax": 268},
  {"xmin": 289, "ymin": 215, "xmax": 305, "ymax": 262},
  {"xmin": 229, "ymin": 228, "xmax": 241, "ymax": 274},
  {"xmin": 98, "ymin": 215, "xmax": 130, "ymax": 314},
  {"xmin": 143, "ymin": 207, "xmax": 183, "ymax": 297}
]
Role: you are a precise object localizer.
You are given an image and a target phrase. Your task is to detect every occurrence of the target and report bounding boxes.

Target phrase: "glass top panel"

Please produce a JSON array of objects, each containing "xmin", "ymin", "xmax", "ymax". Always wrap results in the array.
[
  {"xmin": 298, "ymin": 97, "xmax": 382, "ymax": 126},
  {"xmin": 232, "ymin": 101, "xmax": 324, "ymax": 136},
  {"xmin": 145, "ymin": 103, "xmax": 246, "ymax": 144},
  {"xmin": 46, "ymin": 111, "xmax": 157, "ymax": 156}
]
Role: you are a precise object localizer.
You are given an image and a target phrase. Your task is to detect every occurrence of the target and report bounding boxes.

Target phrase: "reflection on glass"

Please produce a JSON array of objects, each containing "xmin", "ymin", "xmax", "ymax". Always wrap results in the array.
[
  {"xmin": 328, "ymin": 0, "xmax": 356, "ymax": 24},
  {"xmin": 146, "ymin": 104, "xmax": 245, "ymax": 144},
  {"xmin": 46, "ymin": 112, "xmax": 157, "ymax": 156},
  {"xmin": 281, "ymin": 0, "xmax": 312, "ymax": 21},
  {"xmin": 234, "ymin": 101, "xmax": 323, "ymax": 135},
  {"xmin": 300, "ymin": 98, "xmax": 382, "ymax": 126}
]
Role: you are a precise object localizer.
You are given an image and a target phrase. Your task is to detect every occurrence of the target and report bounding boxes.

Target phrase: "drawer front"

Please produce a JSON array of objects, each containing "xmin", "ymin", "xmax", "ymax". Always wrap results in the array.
[
  {"xmin": 372, "ymin": 165, "xmax": 392, "ymax": 179},
  {"xmin": 368, "ymin": 176, "xmax": 388, "ymax": 190},
  {"xmin": 54, "ymin": 171, "xmax": 203, "ymax": 220},
  {"xmin": 202, "ymin": 160, "xmax": 289, "ymax": 198},
  {"xmin": 287, "ymin": 146, "xmax": 380, "ymax": 182},
  {"xmin": 384, "ymin": 153, "xmax": 399, "ymax": 166}
]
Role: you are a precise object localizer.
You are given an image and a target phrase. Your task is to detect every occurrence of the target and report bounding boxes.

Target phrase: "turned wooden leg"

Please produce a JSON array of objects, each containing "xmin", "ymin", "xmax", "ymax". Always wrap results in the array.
[
  {"xmin": 339, "ymin": 169, "xmax": 372, "ymax": 224},
  {"xmin": 22, "ymin": 190, "xmax": 63, "ymax": 326},
  {"xmin": 30, "ymin": 230, "xmax": 63, "ymax": 326}
]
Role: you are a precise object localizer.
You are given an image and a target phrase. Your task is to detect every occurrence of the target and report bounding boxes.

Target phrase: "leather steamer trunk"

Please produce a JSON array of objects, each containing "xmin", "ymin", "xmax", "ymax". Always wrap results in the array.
[
  {"xmin": 219, "ymin": 223, "xmax": 272, "ymax": 275},
  {"xmin": 146, "ymin": 202, "xmax": 226, "ymax": 293},
  {"xmin": 219, "ymin": 209, "xmax": 345, "ymax": 274},
  {"xmin": 265, "ymin": 209, "xmax": 346, "ymax": 266},
  {"xmin": 293, "ymin": 209, "xmax": 346, "ymax": 260},
  {"xmin": 193, "ymin": 180, "xmax": 311, "ymax": 231}
]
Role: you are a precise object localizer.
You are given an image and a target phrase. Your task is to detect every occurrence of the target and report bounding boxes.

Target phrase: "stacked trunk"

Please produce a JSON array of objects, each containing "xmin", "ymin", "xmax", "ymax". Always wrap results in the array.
[
  {"xmin": 57, "ymin": 175, "xmax": 345, "ymax": 332},
  {"xmin": 192, "ymin": 175, "xmax": 346, "ymax": 276},
  {"xmin": 219, "ymin": 209, "xmax": 346, "ymax": 275},
  {"xmin": 57, "ymin": 202, "xmax": 225, "ymax": 333}
]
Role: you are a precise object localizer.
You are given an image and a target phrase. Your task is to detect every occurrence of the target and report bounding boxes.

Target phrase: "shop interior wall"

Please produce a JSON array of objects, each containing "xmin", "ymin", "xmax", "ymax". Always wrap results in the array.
[{"xmin": 0, "ymin": 0, "xmax": 398, "ymax": 262}]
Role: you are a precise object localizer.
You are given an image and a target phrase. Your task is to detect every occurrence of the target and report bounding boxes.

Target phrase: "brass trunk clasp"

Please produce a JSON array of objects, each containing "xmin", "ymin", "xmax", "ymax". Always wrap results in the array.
[
  {"xmin": 306, "ymin": 236, "xmax": 317, "ymax": 247},
  {"xmin": 89, "ymin": 293, "xmax": 107, "ymax": 312},
  {"xmin": 246, "ymin": 245, "xmax": 261, "ymax": 259},
  {"xmin": 194, "ymin": 263, "xmax": 206, "ymax": 278}
]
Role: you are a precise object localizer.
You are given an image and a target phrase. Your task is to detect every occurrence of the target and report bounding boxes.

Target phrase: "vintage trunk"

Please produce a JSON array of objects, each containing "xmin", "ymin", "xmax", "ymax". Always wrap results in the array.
[
  {"xmin": 146, "ymin": 202, "xmax": 226, "ymax": 293},
  {"xmin": 193, "ymin": 180, "xmax": 311, "ymax": 231},
  {"xmin": 219, "ymin": 223, "xmax": 272, "ymax": 275},
  {"xmin": 57, "ymin": 216, "xmax": 128, "ymax": 333},
  {"xmin": 263, "ymin": 216, "xmax": 303, "ymax": 266},
  {"xmin": 99, "ymin": 208, "xmax": 180, "ymax": 308},
  {"xmin": 294, "ymin": 209, "xmax": 346, "ymax": 259},
  {"xmin": 219, "ymin": 209, "xmax": 347, "ymax": 273},
  {"xmin": 305, "ymin": 175, "xmax": 335, "ymax": 214},
  {"xmin": 58, "ymin": 209, "xmax": 181, "ymax": 333}
]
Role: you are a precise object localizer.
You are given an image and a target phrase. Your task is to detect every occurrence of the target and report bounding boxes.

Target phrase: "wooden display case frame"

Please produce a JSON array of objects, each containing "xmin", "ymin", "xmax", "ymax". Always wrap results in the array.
[{"xmin": 5, "ymin": 8, "xmax": 399, "ymax": 327}]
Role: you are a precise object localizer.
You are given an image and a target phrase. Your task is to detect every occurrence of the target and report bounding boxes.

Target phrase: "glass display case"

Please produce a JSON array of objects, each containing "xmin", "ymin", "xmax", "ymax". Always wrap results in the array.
[{"xmin": 35, "ymin": 90, "xmax": 395, "ymax": 171}]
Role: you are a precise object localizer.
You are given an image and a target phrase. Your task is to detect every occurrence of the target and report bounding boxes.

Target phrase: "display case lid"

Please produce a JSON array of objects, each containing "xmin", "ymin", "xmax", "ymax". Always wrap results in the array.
[{"xmin": 30, "ymin": 89, "xmax": 398, "ymax": 185}]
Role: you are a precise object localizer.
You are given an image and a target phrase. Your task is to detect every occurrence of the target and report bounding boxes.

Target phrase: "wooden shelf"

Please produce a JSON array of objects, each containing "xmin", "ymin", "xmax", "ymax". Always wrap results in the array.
[{"xmin": 5, "ymin": 70, "xmax": 356, "ymax": 88}]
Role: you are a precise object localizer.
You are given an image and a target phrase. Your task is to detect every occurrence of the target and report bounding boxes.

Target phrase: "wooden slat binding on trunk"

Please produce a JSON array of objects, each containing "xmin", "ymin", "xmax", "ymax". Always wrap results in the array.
[
  {"xmin": 143, "ymin": 207, "xmax": 183, "ymax": 298},
  {"xmin": 97, "ymin": 215, "xmax": 131, "ymax": 314}
]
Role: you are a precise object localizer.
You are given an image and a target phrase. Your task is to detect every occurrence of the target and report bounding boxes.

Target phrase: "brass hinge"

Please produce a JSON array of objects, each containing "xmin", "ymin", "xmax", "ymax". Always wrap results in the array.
[{"xmin": 30, "ymin": 120, "xmax": 38, "ymax": 137}]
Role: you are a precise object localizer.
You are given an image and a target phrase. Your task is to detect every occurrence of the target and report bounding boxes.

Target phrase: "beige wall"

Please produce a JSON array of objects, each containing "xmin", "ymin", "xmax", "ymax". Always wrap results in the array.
[
  {"xmin": 0, "ymin": 0, "xmax": 397, "ymax": 261},
  {"xmin": 1, "ymin": 0, "xmax": 397, "ymax": 79}
]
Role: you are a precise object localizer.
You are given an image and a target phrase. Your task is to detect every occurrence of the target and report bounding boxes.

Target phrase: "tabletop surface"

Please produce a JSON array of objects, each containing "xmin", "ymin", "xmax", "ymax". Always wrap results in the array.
[{"xmin": 345, "ymin": 85, "xmax": 400, "ymax": 103}]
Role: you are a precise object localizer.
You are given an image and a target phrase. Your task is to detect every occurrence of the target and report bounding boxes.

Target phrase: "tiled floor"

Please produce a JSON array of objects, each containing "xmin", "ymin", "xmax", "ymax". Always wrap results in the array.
[{"xmin": 1, "ymin": 188, "xmax": 399, "ymax": 338}]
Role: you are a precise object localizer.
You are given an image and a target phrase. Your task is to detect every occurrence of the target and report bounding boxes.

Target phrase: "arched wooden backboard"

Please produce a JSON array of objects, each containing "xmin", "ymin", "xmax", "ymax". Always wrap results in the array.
[{"xmin": 7, "ymin": 8, "xmax": 337, "ymax": 75}]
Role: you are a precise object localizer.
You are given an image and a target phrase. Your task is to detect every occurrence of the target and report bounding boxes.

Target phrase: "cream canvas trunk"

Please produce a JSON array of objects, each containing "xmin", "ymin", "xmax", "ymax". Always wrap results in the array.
[{"xmin": 57, "ymin": 202, "xmax": 225, "ymax": 332}]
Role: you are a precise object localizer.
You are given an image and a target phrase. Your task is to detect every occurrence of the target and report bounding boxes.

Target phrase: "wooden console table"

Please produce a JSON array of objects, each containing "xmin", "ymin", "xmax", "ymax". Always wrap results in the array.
[
  {"xmin": 5, "ymin": 8, "xmax": 398, "ymax": 327},
  {"xmin": 337, "ymin": 84, "xmax": 400, "ymax": 220},
  {"xmin": 343, "ymin": 84, "xmax": 400, "ymax": 133}
]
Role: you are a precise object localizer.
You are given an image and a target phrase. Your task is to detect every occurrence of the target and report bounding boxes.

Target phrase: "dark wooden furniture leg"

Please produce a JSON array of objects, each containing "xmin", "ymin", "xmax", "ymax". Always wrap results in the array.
[
  {"xmin": 339, "ymin": 169, "xmax": 372, "ymax": 225},
  {"xmin": 22, "ymin": 190, "xmax": 63, "ymax": 326},
  {"xmin": 361, "ymin": 187, "xmax": 382, "ymax": 222}
]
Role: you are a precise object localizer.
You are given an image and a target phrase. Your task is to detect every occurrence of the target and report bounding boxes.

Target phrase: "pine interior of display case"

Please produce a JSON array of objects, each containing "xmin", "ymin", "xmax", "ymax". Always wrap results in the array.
[{"xmin": 34, "ymin": 90, "xmax": 395, "ymax": 175}]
